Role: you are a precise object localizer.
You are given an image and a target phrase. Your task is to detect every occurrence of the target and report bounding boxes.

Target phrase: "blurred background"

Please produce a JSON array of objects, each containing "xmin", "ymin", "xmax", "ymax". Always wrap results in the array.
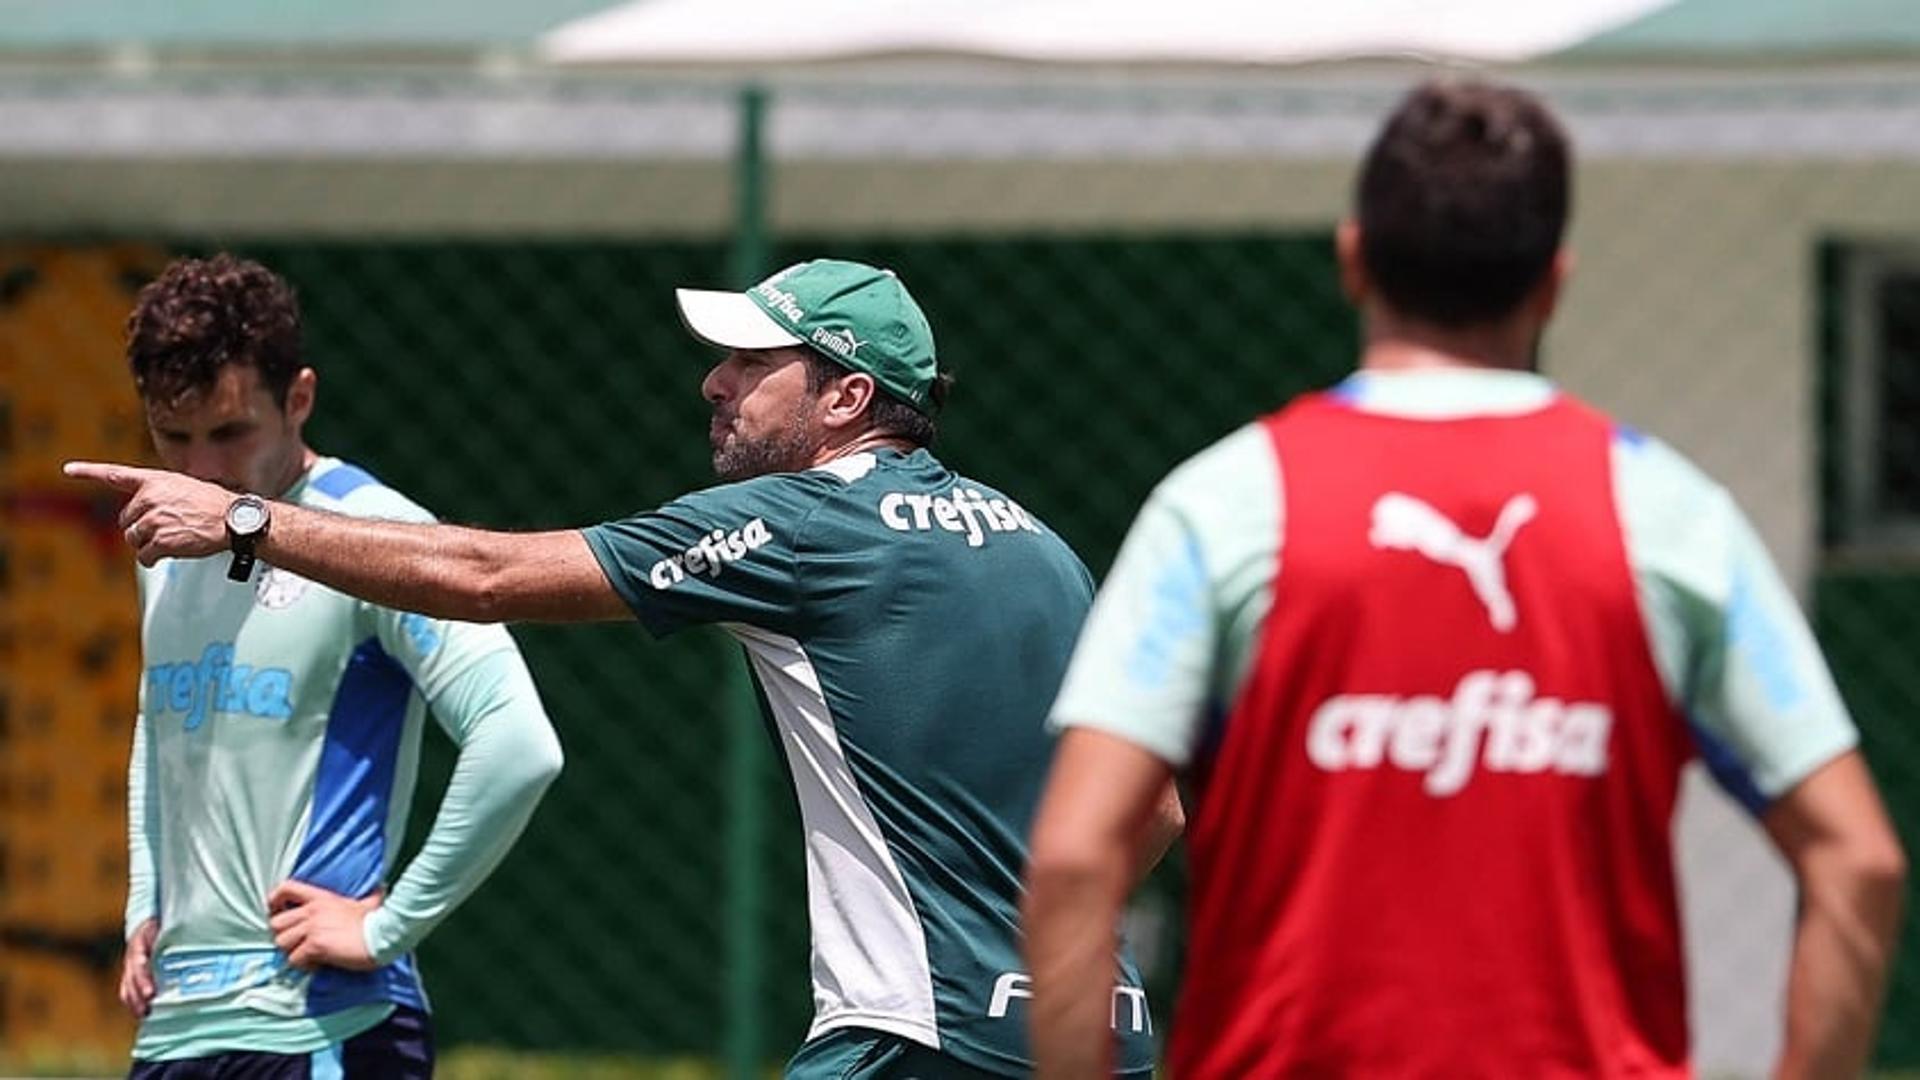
[{"xmin": 2, "ymin": 1, "xmax": 1919, "ymax": 1077}]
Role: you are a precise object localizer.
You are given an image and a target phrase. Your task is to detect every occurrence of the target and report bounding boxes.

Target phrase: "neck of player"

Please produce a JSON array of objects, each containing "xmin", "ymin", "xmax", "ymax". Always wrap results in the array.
[
  {"xmin": 272, "ymin": 444, "xmax": 321, "ymax": 498},
  {"xmin": 812, "ymin": 427, "xmax": 915, "ymax": 466},
  {"xmin": 1359, "ymin": 306, "xmax": 1546, "ymax": 374}
]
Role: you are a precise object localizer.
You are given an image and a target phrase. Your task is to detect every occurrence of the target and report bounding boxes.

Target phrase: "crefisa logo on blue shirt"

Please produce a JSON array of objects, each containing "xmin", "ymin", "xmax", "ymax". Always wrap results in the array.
[{"xmin": 145, "ymin": 642, "xmax": 294, "ymax": 731}]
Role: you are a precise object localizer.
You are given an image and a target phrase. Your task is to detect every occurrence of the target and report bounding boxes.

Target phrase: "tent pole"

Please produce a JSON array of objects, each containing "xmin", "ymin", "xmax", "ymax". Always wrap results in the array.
[{"xmin": 725, "ymin": 82, "xmax": 771, "ymax": 1080}]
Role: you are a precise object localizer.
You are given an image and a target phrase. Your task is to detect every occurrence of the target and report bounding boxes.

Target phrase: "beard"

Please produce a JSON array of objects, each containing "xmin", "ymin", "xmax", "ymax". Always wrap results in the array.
[{"xmin": 711, "ymin": 404, "xmax": 818, "ymax": 482}]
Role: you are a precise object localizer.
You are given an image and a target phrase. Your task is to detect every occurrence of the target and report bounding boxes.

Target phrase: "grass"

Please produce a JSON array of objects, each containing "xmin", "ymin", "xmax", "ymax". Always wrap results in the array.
[
  {"xmin": 0, "ymin": 1048, "xmax": 767, "ymax": 1080},
  {"xmin": 435, "ymin": 1049, "xmax": 759, "ymax": 1080},
  {"xmin": 7, "ymin": 1048, "xmax": 1920, "ymax": 1080}
]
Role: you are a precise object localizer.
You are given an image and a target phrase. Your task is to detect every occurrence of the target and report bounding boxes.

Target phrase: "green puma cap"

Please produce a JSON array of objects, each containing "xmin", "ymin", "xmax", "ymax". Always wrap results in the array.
[{"xmin": 675, "ymin": 259, "xmax": 940, "ymax": 412}]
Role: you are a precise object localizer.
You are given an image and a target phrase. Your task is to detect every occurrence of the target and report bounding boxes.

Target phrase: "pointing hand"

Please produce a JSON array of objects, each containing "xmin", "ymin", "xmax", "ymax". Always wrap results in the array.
[{"xmin": 64, "ymin": 461, "xmax": 234, "ymax": 566}]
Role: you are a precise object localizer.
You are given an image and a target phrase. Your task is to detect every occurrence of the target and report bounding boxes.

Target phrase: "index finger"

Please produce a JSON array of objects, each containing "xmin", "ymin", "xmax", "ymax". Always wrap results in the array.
[{"xmin": 63, "ymin": 461, "xmax": 156, "ymax": 492}]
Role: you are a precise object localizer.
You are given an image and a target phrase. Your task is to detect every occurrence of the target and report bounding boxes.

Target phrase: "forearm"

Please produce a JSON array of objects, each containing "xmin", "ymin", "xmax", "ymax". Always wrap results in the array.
[
  {"xmin": 1023, "ymin": 851, "xmax": 1131, "ymax": 1079},
  {"xmin": 73, "ymin": 461, "xmax": 630, "ymax": 622},
  {"xmin": 125, "ymin": 716, "xmax": 159, "ymax": 938},
  {"xmin": 1775, "ymin": 852, "xmax": 1906, "ymax": 1079},
  {"xmin": 363, "ymin": 660, "xmax": 563, "ymax": 963},
  {"xmin": 1024, "ymin": 729, "xmax": 1176, "ymax": 1077},
  {"xmin": 260, "ymin": 504, "xmax": 519, "ymax": 622}
]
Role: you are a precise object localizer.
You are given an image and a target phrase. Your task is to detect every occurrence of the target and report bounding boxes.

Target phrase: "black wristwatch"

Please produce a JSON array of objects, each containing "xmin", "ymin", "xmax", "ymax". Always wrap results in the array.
[{"xmin": 225, "ymin": 494, "xmax": 272, "ymax": 582}]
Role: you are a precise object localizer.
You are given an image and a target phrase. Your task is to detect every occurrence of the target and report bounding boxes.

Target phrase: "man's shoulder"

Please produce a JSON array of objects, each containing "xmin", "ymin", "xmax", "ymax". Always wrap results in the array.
[
  {"xmin": 664, "ymin": 464, "xmax": 852, "ymax": 523},
  {"xmin": 298, "ymin": 458, "xmax": 435, "ymax": 525},
  {"xmin": 1152, "ymin": 423, "xmax": 1277, "ymax": 513},
  {"xmin": 1606, "ymin": 423, "xmax": 1730, "ymax": 511}
]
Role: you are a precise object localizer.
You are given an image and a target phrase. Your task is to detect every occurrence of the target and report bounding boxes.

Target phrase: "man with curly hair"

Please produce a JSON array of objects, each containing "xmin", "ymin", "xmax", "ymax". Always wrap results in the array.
[{"xmin": 112, "ymin": 254, "xmax": 562, "ymax": 1078}]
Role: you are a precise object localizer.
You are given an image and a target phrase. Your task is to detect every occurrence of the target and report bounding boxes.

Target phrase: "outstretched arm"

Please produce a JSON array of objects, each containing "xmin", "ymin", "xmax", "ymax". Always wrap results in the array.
[
  {"xmin": 1764, "ymin": 750, "xmax": 1906, "ymax": 1080},
  {"xmin": 1023, "ymin": 728, "xmax": 1175, "ymax": 1079},
  {"xmin": 66, "ymin": 460, "xmax": 629, "ymax": 623}
]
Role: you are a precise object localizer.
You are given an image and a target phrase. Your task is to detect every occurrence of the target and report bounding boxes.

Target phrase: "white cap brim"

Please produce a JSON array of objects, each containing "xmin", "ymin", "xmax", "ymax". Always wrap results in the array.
[{"xmin": 675, "ymin": 288, "xmax": 804, "ymax": 350}]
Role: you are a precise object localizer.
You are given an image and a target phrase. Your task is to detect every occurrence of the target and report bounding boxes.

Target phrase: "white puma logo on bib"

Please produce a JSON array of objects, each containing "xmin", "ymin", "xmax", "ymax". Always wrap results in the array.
[{"xmin": 1369, "ymin": 492, "xmax": 1537, "ymax": 632}]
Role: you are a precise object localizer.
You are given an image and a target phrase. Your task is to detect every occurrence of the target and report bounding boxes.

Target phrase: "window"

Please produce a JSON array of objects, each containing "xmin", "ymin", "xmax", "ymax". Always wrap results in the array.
[{"xmin": 1827, "ymin": 243, "xmax": 1920, "ymax": 550}]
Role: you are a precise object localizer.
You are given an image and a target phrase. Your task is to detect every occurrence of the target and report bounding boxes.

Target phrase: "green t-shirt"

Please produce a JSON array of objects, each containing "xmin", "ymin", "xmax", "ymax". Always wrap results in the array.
[{"xmin": 584, "ymin": 448, "xmax": 1155, "ymax": 1077}]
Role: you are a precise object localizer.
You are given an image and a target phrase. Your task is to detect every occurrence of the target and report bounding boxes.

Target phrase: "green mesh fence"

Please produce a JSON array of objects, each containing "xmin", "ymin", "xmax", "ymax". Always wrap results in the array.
[
  {"xmin": 4, "ymin": 69, "xmax": 1920, "ymax": 1079},
  {"xmin": 1818, "ymin": 239, "xmax": 1920, "ymax": 1068},
  {"xmin": 1818, "ymin": 573, "xmax": 1920, "ymax": 1065},
  {"xmin": 246, "ymin": 228, "xmax": 1920, "ymax": 1071}
]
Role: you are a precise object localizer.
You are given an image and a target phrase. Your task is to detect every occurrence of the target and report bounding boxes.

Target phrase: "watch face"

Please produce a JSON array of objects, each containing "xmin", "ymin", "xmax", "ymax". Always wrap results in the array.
[{"xmin": 228, "ymin": 498, "xmax": 269, "ymax": 535}]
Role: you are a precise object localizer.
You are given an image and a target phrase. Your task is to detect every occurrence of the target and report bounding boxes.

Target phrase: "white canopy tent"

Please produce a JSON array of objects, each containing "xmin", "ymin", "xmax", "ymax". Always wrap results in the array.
[
  {"xmin": 539, "ymin": 0, "xmax": 1920, "ymax": 66},
  {"xmin": 541, "ymin": 0, "xmax": 1672, "ymax": 66}
]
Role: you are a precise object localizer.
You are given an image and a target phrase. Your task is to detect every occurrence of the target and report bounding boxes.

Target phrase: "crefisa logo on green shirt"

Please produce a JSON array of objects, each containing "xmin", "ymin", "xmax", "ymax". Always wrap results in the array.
[
  {"xmin": 145, "ymin": 642, "xmax": 294, "ymax": 731},
  {"xmin": 648, "ymin": 518, "xmax": 774, "ymax": 589},
  {"xmin": 878, "ymin": 487, "xmax": 1043, "ymax": 548}
]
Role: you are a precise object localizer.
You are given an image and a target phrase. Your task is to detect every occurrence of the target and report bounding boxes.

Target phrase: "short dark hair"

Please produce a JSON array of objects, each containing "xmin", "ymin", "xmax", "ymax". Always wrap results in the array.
[
  {"xmin": 1356, "ymin": 79, "xmax": 1571, "ymax": 327},
  {"xmin": 127, "ymin": 253, "xmax": 304, "ymax": 407},
  {"xmin": 801, "ymin": 351, "xmax": 952, "ymax": 449}
]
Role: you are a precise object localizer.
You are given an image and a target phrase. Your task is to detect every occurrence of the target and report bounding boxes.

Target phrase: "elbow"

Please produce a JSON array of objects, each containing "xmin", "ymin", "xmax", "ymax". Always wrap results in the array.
[
  {"xmin": 1858, "ymin": 838, "xmax": 1909, "ymax": 906},
  {"xmin": 1809, "ymin": 833, "xmax": 1910, "ymax": 921},
  {"xmin": 463, "ymin": 561, "xmax": 521, "ymax": 624},
  {"xmin": 489, "ymin": 719, "xmax": 565, "ymax": 803},
  {"xmin": 1852, "ymin": 841, "xmax": 1908, "ymax": 944},
  {"xmin": 535, "ymin": 732, "xmax": 566, "ymax": 787},
  {"xmin": 519, "ymin": 726, "xmax": 566, "ymax": 793},
  {"xmin": 431, "ymin": 530, "xmax": 528, "ymax": 623},
  {"xmin": 1158, "ymin": 789, "xmax": 1188, "ymax": 841},
  {"xmin": 1836, "ymin": 819, "xmax": 1910, "ymax": 900},
  {"xmin": 501, "ymin": 750, "xmax": 563, "ymax": 820}
]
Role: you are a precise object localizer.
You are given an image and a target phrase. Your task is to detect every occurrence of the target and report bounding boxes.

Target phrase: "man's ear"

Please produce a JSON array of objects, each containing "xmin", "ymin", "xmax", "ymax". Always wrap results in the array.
[
  {"xmin": 1336, "ymin": 219, "xmax": 1369, "ymax": 306},
  {"xmin": 821, "ymin": 370, "xmax": 879, "ymax": 431},
  {"xmin": 1527, "ymin": 248, "xmax": 1574, "ymax": 324},
  {"xmin": 284, "ymin": 368, "xmax": 318, "ymax": 428}
]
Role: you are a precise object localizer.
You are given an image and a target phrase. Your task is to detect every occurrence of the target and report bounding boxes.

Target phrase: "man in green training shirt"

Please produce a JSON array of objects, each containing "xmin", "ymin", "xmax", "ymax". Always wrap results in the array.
[
  {"xmin": 73, "ymin": 258, "xmax": 1174, "ymax": 1078},
  {"xmin": 111, "ymin": 254, "xmax": 563, "ymax": 1078}
]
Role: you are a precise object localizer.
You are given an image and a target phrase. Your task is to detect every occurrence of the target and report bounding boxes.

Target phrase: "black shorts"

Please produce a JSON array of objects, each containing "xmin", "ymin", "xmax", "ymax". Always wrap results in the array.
[{"xmin": 128, "ymin": 1005, "xmax": 432, "ymax": 1079}]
